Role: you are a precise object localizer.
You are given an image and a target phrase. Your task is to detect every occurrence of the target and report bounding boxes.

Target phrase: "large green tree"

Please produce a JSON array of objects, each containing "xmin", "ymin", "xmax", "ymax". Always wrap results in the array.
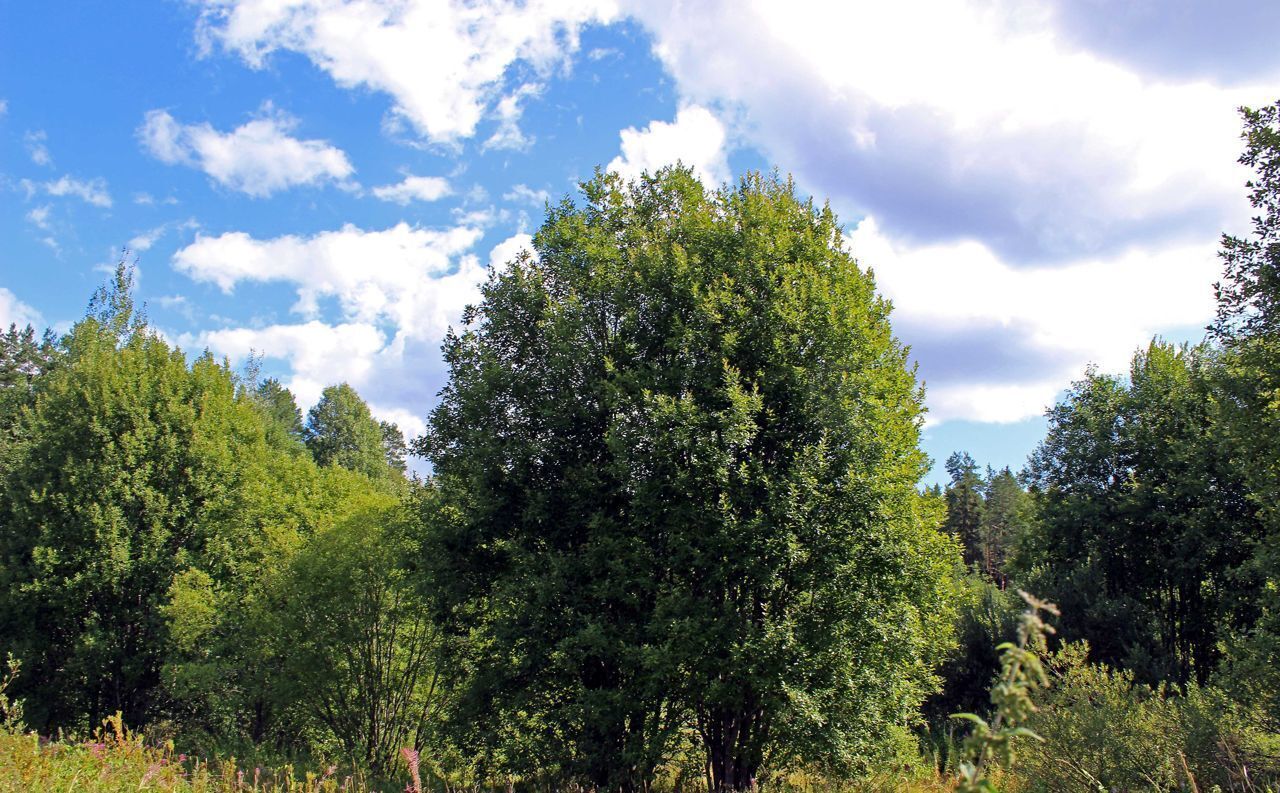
[
  {"xmin": 944, "ymin": 452, "xmax": 986, "ymax": 570},
  {"xmin": 0, "ymin": 265, "xmax": 275, "ymax": 731},
  {"xmin": 1019, "ymin": 343, "xmax": 1262, "ymax": 684},
  {"xmin": 1211, "ymin": 100, "xmax": 1280, "ymax": 720},
  {"xmin": 305, "ymin": 383, "xmax": 402, "ymax": 481},
  {"xmin": 421, "ymin": 168, "xmax": 958, "ymax": 790}
]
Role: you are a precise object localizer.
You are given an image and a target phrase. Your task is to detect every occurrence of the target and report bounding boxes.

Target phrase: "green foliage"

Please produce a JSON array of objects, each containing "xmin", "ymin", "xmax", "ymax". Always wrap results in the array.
[
  {"xmin": 266, "ymin": 494, "xmax": 444, "ymax": 777},
  {"xmin": 925, "ymin": 575, "xmax": 1021, "ymax": 729},
  {"xmin": 979, "ymin": 468, "xmax": 1032, "ymax": 586},
  {"xmin": 1018, "ymin": 342, "xmax": 1263, "ymax": 685},
  {"xmin": 422, "ymin": 167, "xmax": 959, "ymax": 790},
  {"xmin": 304, "ymin": 383, "xmax": 402, "ymax": 482},
  {"xmin": 253, "ymin": 377, "xmax": 307, "ymax": 454},
  {"xmin": 944, "ymin": 453, "xmax": 985, "ymax": 570},
  {"xmin": 0, "ymin": 263, "xmax": 277, "ymax": 732},
  {"xmin": 1016, "ymin": 643, "xmax": 1280, "ymax": 792},
  {"xmin": 160, "ymin": 460, "xmax": 404, "ymax": 750},
  {"xmin": 952, "ymin": 591, "xmax": 1057, "ymax": 793},
  {"xmin": 303, "ymin": 383, "xmax": 387, "ymax": 475},
  {"xmin": 1212, "ymin": 101, "xmax": 1280, "ymax": 728}
]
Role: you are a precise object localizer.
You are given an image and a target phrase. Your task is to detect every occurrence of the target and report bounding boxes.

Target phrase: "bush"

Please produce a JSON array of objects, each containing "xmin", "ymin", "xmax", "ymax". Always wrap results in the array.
[{"xmin": 1017, "ymin": 642, "xmax": 1280, "ymax": 792}]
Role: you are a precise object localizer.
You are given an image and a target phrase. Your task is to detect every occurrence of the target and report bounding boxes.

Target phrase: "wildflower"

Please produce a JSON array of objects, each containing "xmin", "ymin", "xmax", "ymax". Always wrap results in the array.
[{"xmin": 401, "ymin": 747, "xmax": 422, "ymax": 793}]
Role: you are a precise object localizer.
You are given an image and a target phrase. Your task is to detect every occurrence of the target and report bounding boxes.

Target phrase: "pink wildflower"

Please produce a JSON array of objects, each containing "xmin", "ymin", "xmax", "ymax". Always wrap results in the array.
[{"xmin": 401, "ymin": 747, "xmax": 422, "ymax": 793}]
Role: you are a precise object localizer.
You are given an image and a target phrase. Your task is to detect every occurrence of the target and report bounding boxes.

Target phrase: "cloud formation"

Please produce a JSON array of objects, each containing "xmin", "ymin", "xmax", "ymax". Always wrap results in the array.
[
  {"xmin": 608, "ymin": 105, "xmax": 728, "ymax": 187},
  {"xmin": 372, "ymin": 174, "xmax": 452, "ymax": 204},
  {"xmin": 624, "ymin": 0, "xmax": 1267, "ymax": 263},
  {"xmin": 139, "ymin": 107, "xmax": 354, "ymax": 197},
  {"xmin": 175, "ymin": 230, "xmax": 536, "ymax": 438},
  {"xmin": 197, "ymin": 0, "xmax": 616, "ymax": 145},
  {"xmin": 851, "ymin": 217, "xmax": 1221, "ymax": 423},
  {"xmin": 172, "ymin": 222, "xmax": 486, "ymax": 346},
  {"xmin": 41, "ymin": 175, "xmax": 112, "ymax": 207},
  {"xmin": 0, "ymin": 288, "xmax": 42, "ymax": 329}
]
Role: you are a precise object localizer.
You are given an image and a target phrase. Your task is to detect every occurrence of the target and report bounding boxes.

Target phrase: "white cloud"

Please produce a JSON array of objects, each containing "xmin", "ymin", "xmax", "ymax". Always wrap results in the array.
[
  {"xmin": 599, "ymin": 0, "xmax": 1279, "ymax": 426},
  {"xmin": 25, "ymin": 205, "xmax": 52, "ymax": 231},
  {"xmin": 488, "ymin": 232, "xmax": 534, "ymax": 271},
  {"xmin": 174, "ymin": 232, "xmax": 535, "ymax": 440},
  {"xmin": 44, "ymin": 175, "xmax": 112, "ymax": 207},
  {"xmin": 607, "ymin": 105, "xmax": 729, "ymax": 187},
  {"xmin": 139, "ymin": 107, "xmax": 354, "ymax": 197},
  {"xmin": 623, "ymin": 0, "xmax": 1267, "ymax": 262},
  {"xmin": 366, "ymin": 403, "xmax": 427, "ymax": 442},
  {"xmin": 197, "ymin": 0, "xmax": 617, "ymax": 145},
  {"xmin": 371, "ymin": 174, "xmax": 452, "ymax": 204},
  {"xmin": 186, "ymin": 320, "xmax": 388, "ymax": 409},
  {"xmin": 503, "ymin": 184, "xmax": 550, "ymax": 206},
  {"xmin": 482, "ymin": 83, "xmax": 540, "ymax": 151},
  {"xmin": 0, "ymin": 288, "xmax": 42, "ymax": 329},
  {"xmin": 172, "ymin": 222, "xmax": 487, "ymax": 347},
  {"xmin": 25, "ymin": 131, "xmax": 52, "ymax": 167},
  {"xmin": 850, "ymin": 216, "xmax": 1221, "ymax": 423}
]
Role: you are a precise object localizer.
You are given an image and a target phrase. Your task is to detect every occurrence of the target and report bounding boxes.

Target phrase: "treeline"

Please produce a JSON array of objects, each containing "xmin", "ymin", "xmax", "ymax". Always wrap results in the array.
[
  {"xmin": 0, "ymin": 268, "xmax": 426, "ymax": 780},
  {"xmin": 0, "ymin": 104, "xmax": 1279, "ymax": 792}
]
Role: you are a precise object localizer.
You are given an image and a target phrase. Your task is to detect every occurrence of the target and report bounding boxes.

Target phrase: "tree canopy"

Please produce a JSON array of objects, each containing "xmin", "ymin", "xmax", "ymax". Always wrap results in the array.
[{"xmin": 421, "ymin": 167, "xmax": 959, "ymax": 790}]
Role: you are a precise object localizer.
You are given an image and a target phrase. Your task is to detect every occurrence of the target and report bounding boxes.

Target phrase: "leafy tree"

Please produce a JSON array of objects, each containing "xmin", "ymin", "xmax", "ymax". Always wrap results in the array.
[
  {"xmin": 421, "ymin": 168, "xmax": 958, "ymax": 790},
  {"xmin": 924, "ymin": 575, "xmax": 1021, "ymax": 729},
  {"xmin": 0, "ymin": 263, "xmax": 273, "ymax": 731},
  {"xmin": 979, "ymin": 467, "xmax": 1032, "ymax": 585},
  {"xmin": 1210, "ymin": 101, "xmax": 1280, "ymax": 724},
  {"xmin": 304, "ymin": 383, "xmax": 393, "ymax": 480},
  {"xmin": 945, "ymin": 452, "xmax": 986, "ymax": 570},
  {"xmin": 253, "ymin": 377, "xmax": 306, "ymax": 453},
  {"xmin": 0, "ymin": 323, "xmax": 57, "ymax": 392},
  {"xmin": 380, "ymin": 420, "xmax": 408, "ymax": 475},
  {"xmin": 1019, "ymin": 343, "xmax": 1262, "ymax": 685},
  {"xmin": 267, "ymin": 495, "xmax": 444, "ymax": 776}
]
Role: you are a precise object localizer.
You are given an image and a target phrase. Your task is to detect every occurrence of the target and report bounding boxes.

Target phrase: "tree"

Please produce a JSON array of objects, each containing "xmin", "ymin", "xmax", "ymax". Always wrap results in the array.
[
  {"xmin": 1019, "ymin": 343, "xmax": 1262, "ymax": 684},
  {"xmin": 944, "ymin": 452, "xmax": 986, "ymax": 570},
  {"xmin": 1211, "ymin": 100, "xmax": 1280, "ymax": 721},
  {"xmin": 979, "ymin": 466, "xmax": 1032, "ymax": 585},
  {"xmin": 304, "ymin": 383, "xmax": 394, "ymax": 480},
  {"xmin": 253, "ymin": 377, "xmax": 306, "ymax": 453},
  {"xmin": 380, "ymin": 420, "xmax": 408, "ymax": 475},
  {"xmin": 421, "ymin": 168, "xmax": 958, "ymax": 790},
  {"xmin": 0, "ymin": 263, "xmax": 274, "ymax": 731},
  {"xmin": 0, "ymin": 323, "xmax": 57, "ymax": 392},
  {"xmin": 268, "ymin": 495, "xmax": 444, "ymax": 776}
]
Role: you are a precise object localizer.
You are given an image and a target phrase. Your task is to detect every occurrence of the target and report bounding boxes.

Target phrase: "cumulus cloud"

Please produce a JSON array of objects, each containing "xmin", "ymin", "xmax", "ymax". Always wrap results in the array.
[
  {"xmin": 43, "ymin": 175, "xmax": 112, "ymax": 207},
  {"xmin": 175, "ymin": 231, "xmax": 535, "ymax": 440},
  {"xmin": 607, "ymin": 105, "xmax": 729, "ymax": 187},
  {"xmin": 623, "ymin": 0, "xmax": 1265, "ymax": 263},
  {"xmin": 196, "ymin": 0, "xmax": 617, "ymax": 145},
  {"xmin": 185, "ymin": 320, "xmax": 388, "ymax": 409},
  {"xmin": 850, "ymin": 217, "xmax": 1221, "ymax": 423},
  {"xmin": 0, "ymin": 288, "xmax": 42, "ymax": 329},
  {"xmin": 371, "ymin": 174, "xmax": 452, "ymax": 204},
  {"xmin": 138, "ymin": 107, "xmax": 354, "ymax": 196},
  {"xmin": 172, "ymin": 222, "xmax": 487, "ymax": 347}
]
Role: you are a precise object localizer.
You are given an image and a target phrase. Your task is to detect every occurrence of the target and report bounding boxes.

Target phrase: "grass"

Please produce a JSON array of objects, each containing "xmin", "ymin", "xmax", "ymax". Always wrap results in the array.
[{"xmin": 0, "ymin": 715, "xmax": 392, "ymax": 793}]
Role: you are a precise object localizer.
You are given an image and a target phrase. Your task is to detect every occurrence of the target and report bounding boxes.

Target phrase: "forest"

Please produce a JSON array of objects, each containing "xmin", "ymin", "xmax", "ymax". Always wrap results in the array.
[{"xmin": 1, "ymin": 103, "xmax": 1279, "ymax": 793}]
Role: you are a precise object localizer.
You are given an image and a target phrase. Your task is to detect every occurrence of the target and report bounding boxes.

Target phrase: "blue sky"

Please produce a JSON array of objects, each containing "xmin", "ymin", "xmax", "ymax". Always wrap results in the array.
[{"xmin": 3, "ymin": 1, "xmax": 1278, "ymax": 485}]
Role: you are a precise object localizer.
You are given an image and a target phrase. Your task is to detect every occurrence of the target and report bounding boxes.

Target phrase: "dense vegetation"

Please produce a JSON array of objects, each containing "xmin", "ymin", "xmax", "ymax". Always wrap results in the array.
[{"xmin": 1, "ymin": 104, "xmax": 1280, "ymax": 791}]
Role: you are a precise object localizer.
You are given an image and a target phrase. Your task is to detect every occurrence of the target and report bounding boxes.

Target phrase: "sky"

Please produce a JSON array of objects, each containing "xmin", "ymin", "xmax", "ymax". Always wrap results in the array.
[{"xmin": 3, "ymin": 0, "xmax": 1279, "ymax": 485}]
